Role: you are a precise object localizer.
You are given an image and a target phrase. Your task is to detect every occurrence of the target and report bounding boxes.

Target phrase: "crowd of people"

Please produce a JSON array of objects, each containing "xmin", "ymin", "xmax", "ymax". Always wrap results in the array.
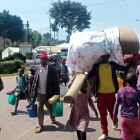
[{"xmin": 1, "ymin": 52, "xmax": 140, "ymax": 140}]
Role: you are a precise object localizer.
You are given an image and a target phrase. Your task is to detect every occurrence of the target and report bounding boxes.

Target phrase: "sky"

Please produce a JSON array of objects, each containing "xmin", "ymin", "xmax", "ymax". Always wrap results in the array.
[{"xmin": 0, "ymin": 0, "xmax": 140, "ymax": 40}]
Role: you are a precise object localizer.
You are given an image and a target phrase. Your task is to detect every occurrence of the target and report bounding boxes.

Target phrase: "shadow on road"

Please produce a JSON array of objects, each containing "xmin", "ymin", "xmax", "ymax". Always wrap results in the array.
[
  {"xmin": 17, "ymin": 110, "xmax": 27, "ymax": 115},
  {"xmin": 90, "ymin": 117, "xmax": 100, "ymax": 121},
  {"xmin": 108, "ymin": 138, "xmax": 122, "ymax": 140},
  {"xmin": 44, "ymin": 121, "xmax": 74, "ymax": 132},
  {"xmin": 43, "ymin": 121, "xmax": 96, "ymax": 133}
]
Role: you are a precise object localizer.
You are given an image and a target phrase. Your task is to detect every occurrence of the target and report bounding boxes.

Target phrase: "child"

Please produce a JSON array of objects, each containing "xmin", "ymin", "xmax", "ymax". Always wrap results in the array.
[
  {"xmin": 113, "ymin": 72, "xmax": 140, "ymax": 140},
  {"xmin": 117, "ymin": 72, "xmax": 124, "ymax": 89},
  {"xmin": 27, "ymin": 73, "xmax": 35, "ymax": 105},
  {"xmin": 7, "ymin": 68, "xmax": 28, "ymax": 115},
  {"xmin": 66, "ymin": 79, "xmax": 98, "ymax": 140},
  {"xmin": 60, "ymin": 58, "xmax": 69, "ymax": 86}
]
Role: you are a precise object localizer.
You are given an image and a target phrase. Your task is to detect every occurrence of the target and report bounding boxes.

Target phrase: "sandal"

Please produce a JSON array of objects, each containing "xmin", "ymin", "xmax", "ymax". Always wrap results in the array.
[
  {"xmin": 35, "ymin": 126, "xmax": 44, "ymax": 133},
  {"xmin": 51, "ymin": 119, "xmax": 58, "ymax": 124}
]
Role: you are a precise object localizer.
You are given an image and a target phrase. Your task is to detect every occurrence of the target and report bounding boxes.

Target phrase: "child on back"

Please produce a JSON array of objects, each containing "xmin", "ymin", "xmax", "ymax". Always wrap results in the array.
[
  {"xmin": 66, "ymin": 78, "xmax": 98, "ymax": 140},
  {"xmin": 113, "ymin": 72, "xmax": 140, "ymax": 140}
]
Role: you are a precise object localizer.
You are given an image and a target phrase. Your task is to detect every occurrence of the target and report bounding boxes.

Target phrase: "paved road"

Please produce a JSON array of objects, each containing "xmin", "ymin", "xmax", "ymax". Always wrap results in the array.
[{"xmin": 0, "ymin": 76, "xmax": 122, "ymax": 140}]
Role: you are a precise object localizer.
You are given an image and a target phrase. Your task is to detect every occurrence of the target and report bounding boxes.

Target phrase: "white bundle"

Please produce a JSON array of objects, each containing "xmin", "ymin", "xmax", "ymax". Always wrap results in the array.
[{"xmin": 66, "ymin": 27, "xmax": 124, "ymax": 73}]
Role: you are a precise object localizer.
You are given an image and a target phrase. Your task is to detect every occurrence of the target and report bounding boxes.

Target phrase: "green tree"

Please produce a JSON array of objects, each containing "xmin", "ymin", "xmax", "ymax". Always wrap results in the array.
[
  {"xmin": 29, "ymin": 30, "xmax": 42, "ymax": 48},
  {"xmin": 0, "ymin": 10, "xmax": 24, "ymax": 47},
  {"xmin": 50, "ymin": 0, "xmax": 91, "ymax": 41},
  {"xmin": 51, "ymin": 23, "xmax": 59, "ymax": 45},
  {"xmin": 6, "ymin": 16, "xmax": 24, "ymax": 45},
  {"xmin": 42, "ymin": 33, "xmax": 52, "ymax": 46}
]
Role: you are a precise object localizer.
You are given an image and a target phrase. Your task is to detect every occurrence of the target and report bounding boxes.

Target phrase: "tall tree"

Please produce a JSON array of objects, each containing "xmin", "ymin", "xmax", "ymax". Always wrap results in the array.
[
  {"xmin": 42, "ymin": 33, "xmax": 52, "ymax": 46},
  {"xmin": 51, "ymin": 23, "xmax": 59, "ymax": 45},
  {"xmin": 50, "ymin": 0, "xmax": 91, "ymax": 41},
  {"xmin": 0, "ymin": 10, "xmax": 24, "ymax": 47},
  {"xmin": 29, "ymin": 30, "xmax": 42, "ymax": 48}
]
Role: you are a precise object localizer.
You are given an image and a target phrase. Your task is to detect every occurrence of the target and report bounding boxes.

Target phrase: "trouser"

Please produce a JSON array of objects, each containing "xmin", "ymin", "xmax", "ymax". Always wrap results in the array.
[
  {"xmin": 97, "ymin": 93, "xmax": 116, "ymax": 134},
  {"xmin": 121, "ymin": 117, "xmax": 140, "ymax": 140},
  {"xmin": 37, "ymin": 94, "xmax": 55, "ymax": 127}
]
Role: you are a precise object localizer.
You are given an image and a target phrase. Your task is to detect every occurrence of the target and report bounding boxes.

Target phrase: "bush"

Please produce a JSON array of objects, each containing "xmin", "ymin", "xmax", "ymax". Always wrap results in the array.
[
  {"xmin": 0, "ymin": 60, "xmax": 24, "ymax": 74},
  {"xmin": 26, "ymin": 52, "xmax": 33, "ymax": 59},
  {"xmin": 13, "ymin": 53, "xmax": 26, "ymax": 62},
  {"xmin": 2, "ymin": 52, "xmax": 26, "ymax": 62}
]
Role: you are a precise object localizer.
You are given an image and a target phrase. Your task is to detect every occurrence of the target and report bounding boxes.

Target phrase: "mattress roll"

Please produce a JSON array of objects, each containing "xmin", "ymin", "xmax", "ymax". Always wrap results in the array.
[
  {"xmin": 48, "ymin": 95, "xmax": 60, "ymax": 104},
  {"xmin": 119, "ymin": 26, "xmax": 139, "ymax": 55},
  {"xmin": 64, "ymin": 73, "xmax": 87, "ymax": 104}
]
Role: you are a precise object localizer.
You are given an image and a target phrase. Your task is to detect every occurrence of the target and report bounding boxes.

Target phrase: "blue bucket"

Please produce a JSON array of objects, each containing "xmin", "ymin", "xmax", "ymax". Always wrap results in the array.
[{"xmin": 26, "ymin": 105, "xmax": 37, "ymax": 118}]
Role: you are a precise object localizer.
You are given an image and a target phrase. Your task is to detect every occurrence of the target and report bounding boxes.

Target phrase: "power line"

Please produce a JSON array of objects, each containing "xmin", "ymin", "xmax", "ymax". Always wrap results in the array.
[
  {"xmin": 4, "ymin": 0, "xmax": 126, "ymax": 14},
  {"xmin": 14, "ymin": 9, "xmax": 47, "ymax": 14},
  {"xmin": 87, "ymin": 0, "xmax": 126, "ymax": 6}
]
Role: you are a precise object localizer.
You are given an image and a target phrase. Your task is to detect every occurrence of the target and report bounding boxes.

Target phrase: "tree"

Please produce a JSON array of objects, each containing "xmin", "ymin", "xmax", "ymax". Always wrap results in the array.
[
  {"xmin": 42, "ymin": 32, "xmax": 52, "ymax": 45},
  {"xmin": 29, "ymin": 30, "xmax": 42, "ymax": 48},
  {"xmin": 51, "ymin": 23, "xmax": 59, "ymax": 45},
  {"xmin": 50, "ymin": 0, "xmax": 91, "ymax": 41},
  {"xmin": 0, "ymin": 10, "xmax": 24, "ymax": 47},
  {"xmin": 6, "ymin": 15, "xmax": 24, "ymax": 44}
]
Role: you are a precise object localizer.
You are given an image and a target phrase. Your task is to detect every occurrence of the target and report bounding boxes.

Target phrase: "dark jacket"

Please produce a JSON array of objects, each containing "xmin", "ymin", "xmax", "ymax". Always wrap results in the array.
[
  {"xmin": 88, "ymin": 61, "xmax": 126, "ymax": 93},
  {"xmin": 32, "ymin": 65, "xmax": 60, "ymax": 100}
]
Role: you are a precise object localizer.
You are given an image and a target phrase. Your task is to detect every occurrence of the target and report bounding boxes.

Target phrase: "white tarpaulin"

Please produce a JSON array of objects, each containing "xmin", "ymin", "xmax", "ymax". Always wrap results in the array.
[
  {"xmin": 66, "ymin": 27, "xmax": 124, "ymax": 73},
  {"xmin": 2, "ymin": 47, "xmax": 19, "ymax": 59}
]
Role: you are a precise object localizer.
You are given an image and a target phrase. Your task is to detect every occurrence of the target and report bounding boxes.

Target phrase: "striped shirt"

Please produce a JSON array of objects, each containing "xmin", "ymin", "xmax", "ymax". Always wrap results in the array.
[{"xmin": 37, "ymin": 65, "xmax": 48, "ymax": 94}]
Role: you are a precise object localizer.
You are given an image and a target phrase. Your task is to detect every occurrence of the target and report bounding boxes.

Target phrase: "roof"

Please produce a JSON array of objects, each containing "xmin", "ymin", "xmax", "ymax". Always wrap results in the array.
[
  {"xmin": 4, "ymin": 47, "xmax": 19, "ymax": 52},
  {"xmin": 33, "ymin": 46, "xmax": 61, "ymax": 53},
  {"xmin": 56, "ymin": 43, "xmax": 69, "ymax": 49}
]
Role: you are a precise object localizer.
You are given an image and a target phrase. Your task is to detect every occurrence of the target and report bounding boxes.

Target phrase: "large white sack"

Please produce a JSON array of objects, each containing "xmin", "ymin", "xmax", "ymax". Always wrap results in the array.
[{"xmin": 66, "ymin": 27, "xmax": 124, "ymax": 73}]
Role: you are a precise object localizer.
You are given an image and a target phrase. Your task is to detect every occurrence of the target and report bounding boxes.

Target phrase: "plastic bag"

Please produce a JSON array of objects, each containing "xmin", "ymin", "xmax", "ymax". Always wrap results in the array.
[{"xmin": 8, "ymin": 93, "xmax": 16, "ymax": 105}]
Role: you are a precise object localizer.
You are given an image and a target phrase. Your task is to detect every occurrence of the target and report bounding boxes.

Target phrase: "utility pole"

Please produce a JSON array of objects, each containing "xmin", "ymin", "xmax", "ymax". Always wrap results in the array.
[
  {"xmin": 49, "ymin": 0, "xmax": 54, "ymax": 38},
  {"xmin": 26, "ymin": 21, "xmax": 30, "ymax": 43},
  {"xmin": 49, "ymin": 0, "xmax": 54, "ymax": 54},
  {"xmin": 3, "ymin": 31, "xmax": 6, "ymax": 49},
  {"xmin": 49, "ymin": 11, "xmax": 52, "ymax": 39},
  {"xmin": 25, "ymin": 21, "xmax": 32, "ymax": 56}
]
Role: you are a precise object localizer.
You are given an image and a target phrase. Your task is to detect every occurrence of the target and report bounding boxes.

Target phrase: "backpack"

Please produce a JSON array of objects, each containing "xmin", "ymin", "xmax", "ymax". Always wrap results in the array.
[
  {"xmin": 0, "ymin": 77, "xmax": 4, "ymax": 91},
  {"xmin": 16, "ymin": 76, "xmax": 28, "ymax": 100},
  {"xmin": 16, "ymin": 76, "xmax": 27, "ymax": 86}
]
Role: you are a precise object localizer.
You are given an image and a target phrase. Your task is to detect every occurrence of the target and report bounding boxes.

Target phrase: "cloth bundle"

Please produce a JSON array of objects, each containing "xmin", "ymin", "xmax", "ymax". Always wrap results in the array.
[{"xmin": 66, "ymin": 27, "xmax": 124, "ymax": 73}]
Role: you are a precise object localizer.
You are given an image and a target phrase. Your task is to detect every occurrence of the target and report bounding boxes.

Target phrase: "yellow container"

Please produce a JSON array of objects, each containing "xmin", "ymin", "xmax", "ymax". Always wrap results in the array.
[
  {"xmin": 48, "ymin": 95, "xmax": 60, "ymax": 104},
  {"xmin": 64, "ymin": 73, "xmax": 87, "ymax": 104}
]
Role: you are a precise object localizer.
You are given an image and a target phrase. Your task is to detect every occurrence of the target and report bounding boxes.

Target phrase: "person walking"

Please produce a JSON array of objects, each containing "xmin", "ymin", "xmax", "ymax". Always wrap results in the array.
[
  {"xmin": 113, "ymin": 72, "xmax": 140, "ymax": 140},
  {"xmin": 66, "ymin": 79, "xmax": 98, "ymax": 140},
  {"xmin": 0, "ymin": 76, "xmax": 4, "ymax": 131},
  {"xmin": 88, "ymin": 54, "xmax": 126, "ymax": 140},
  {"xmin": 32, "ymin": 52, "xmax": 60, "ymax": 133},
  {"xmin": 60, "ymin": 58, "xmax": 69, "ymax": 86},
  {"xmin": 7, "ymin": 68, "xmax": 28, "ymax": 116}
]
